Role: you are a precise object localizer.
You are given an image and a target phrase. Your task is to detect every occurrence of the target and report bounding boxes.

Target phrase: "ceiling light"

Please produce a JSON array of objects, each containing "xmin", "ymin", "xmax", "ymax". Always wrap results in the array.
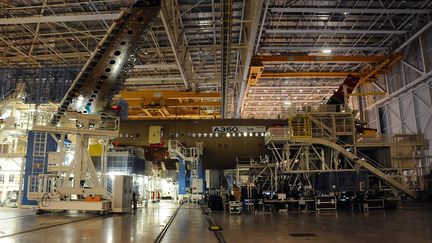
[
  {"xmin": 144, "ymin": 51, "xmax": 149, "ymax": 55},
  {"xmin": 317, "ymin": 90, "xmax": 320, "ymax": 92},
  {"xmin": 322, "ymin": 49, "xmax": 332, "ymax": 54},
  {"xmin": 343, "ymin": 12, "xmax": 349, "ymax": 15},
  {"xmin": 299, "ymin": 89, "xmax": 303, "ymax": 92},
  {"xmin": 284, "ymin": 101, "xmax": 292, "ymax": 105}
]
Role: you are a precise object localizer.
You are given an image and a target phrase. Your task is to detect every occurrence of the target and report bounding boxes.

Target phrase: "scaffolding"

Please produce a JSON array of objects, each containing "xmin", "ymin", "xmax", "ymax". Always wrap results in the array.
[{"xmin": 262, "ymin": 105, "xmax": 428, "ymax": 198}]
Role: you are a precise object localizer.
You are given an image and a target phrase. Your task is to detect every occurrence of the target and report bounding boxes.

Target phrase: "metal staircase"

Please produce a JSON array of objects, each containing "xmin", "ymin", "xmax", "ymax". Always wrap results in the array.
[
  {"xmin": 168, "ymin": 140, "xmax": 202, "ymax": 179},
  {"xmin": 266, "ymin": 114, "xmax": 417, "ymax": 198},
  {"xmin": 290, "ymin": 137, "xmax": 416, "ymax": 198}
]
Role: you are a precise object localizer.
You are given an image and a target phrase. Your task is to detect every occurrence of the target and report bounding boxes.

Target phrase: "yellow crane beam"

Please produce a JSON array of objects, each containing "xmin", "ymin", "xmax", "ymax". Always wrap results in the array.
[
  {"xmin": 357, "ymin": 54, "xmax": 401, "ymax": 86},
  {"xmin": 260, "ymin": 72, "xmax": 360, "ymax": 79}
]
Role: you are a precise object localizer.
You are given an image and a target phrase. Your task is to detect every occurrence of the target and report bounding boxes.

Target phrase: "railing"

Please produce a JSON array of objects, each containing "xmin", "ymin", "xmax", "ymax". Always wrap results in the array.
[
  {"xmin": 265, "ymin": 125, "xmax": 331, "ymax": 143},
  {"xmin": 335, "ymin": 137, "xmax": 387, "ymax": 170},
  {"xmin": 0, "ymin": 88, "xmax": 22, "ymax": 103},
  {"xmin": 106, "ymin": 176, "xmax": 113, "ymax": 194},
  {"xmin": 27, "ymin": 174, "xmax": 59, "ymax": 199},
  {"xmin": 32, "ymin": 111, "xmax": 120, "ymax": 132},
  {"xmin": 265, "ymin": 127, "xmax": 292, "ymax": 142},
  {"xmin": 356, "ymin": 133, "xmax": 391, "ymax": 144},
  {"xmin": 0, "ymin": 143, "xmax": 12, "ymax": 154},
  {"xmin": 168, "ymin": 140, "xmax": 201, "ymax": 160}
]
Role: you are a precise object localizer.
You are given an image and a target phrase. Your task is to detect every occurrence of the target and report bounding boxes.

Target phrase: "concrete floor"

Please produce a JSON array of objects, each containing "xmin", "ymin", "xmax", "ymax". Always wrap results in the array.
[
  {"xmin": 0, "ymin": 201, "xmax": 431, "ymax": 243},
  {"xmin": 212, "ymin": 202, "xmax": 432, "ymax": 243}
]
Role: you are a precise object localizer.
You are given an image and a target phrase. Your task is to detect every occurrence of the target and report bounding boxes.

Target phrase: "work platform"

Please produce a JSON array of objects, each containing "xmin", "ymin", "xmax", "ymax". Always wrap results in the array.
[{"xmin": 1, "ymin": 201, "xmax": 432, "ymax": 242}]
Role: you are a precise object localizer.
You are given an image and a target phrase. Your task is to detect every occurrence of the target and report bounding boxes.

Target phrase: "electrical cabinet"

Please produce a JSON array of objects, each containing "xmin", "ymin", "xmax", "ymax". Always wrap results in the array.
[{"xmin": 112, "ymin": 175, "xmax": 133, "ymax": 213}]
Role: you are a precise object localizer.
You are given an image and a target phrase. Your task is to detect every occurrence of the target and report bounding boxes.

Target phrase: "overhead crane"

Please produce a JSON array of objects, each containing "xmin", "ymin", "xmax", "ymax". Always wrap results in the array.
[
  {"xmin": 117, "ymin": 90, "xmax": 221, "ymax": 119},
  {"xmin": 357, "ymin": 54, "xmax": 402, "ymax": 86},
  {"xmin": 246, "ymin": 54, "xmax": 399, "ymax": 87}
]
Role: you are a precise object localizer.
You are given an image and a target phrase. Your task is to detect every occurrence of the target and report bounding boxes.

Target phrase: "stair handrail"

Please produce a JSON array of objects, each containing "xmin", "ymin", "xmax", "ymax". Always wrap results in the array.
[{"xmin": 335, "ymin": 137, "xmax": 386, "ymax": 170}]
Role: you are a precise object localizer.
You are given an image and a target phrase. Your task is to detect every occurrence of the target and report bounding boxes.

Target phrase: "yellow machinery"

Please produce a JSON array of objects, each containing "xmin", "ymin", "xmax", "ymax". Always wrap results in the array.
[
  {"xmin": 289, "ymin": 115, "xmax": 312, "ymax": 138},
  {"xmin": 117, "ymin": 90, "xmax": 221, "ymax": 119}
]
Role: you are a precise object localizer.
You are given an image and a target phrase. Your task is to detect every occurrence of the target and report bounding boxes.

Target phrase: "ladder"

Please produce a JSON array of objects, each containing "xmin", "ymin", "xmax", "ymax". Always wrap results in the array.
[
  {"xmin": 289, "ymin": 115, "xmax": 312, "ymax": 138},
  {"xmin": 32, "ymin": 132, "xmax": 48, "ymax": 174}
]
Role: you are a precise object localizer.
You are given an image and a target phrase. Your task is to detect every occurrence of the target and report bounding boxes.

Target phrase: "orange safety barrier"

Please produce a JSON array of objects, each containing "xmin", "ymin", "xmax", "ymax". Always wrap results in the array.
[{"xmin": 85, "ymin": 195, "xmax": 102, "ymax": 202}]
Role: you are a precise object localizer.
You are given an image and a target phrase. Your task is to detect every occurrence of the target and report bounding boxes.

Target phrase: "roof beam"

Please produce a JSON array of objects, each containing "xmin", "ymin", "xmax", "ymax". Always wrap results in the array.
[
  {"xmin": 261, "ymin": 72, "xmax": 359, "ymax": 79},
  {"xmin": 253, "ymin": 55, "xmax": 386, "ymax": 64},
  {"xmin": 160, "ymin": 2, "xmax": 189, "ymax": 89},
  {"xmin": 0, "ymin": 52, "xmax": 90, "ymax": 62},
  {"xmin": 261, "ymin": 46, "xmax": 388, "ymax": 51},
  {"xmin": 124, "ymin": 77, "xmax": 184, "ymax": 85},
  {"xmin": 0, "ymin": 12, "xmax": 120, "ymax": 25},
  {"xmin": 133, "ymin": 63, "xmax": 178, "ymax": 69},
  {"xmin": 270, "ymin": 8, "xmax": 431, "ymax": 14},
  {"xmin": 266, "ymin": 29, "xmax": 406, "ymax": 35}
]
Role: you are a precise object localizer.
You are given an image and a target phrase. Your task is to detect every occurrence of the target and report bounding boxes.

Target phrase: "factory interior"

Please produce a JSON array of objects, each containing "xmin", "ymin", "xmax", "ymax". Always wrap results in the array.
[{"xmin": 1, "ymin": 0, "xmax": 432, "ymax": 242}]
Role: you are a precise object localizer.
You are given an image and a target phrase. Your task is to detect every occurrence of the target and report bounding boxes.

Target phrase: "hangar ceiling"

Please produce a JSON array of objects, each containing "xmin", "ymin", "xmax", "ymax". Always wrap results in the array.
[{"xmin": 0, "ymin": 0, "xmax": 431, "ymax": 119}]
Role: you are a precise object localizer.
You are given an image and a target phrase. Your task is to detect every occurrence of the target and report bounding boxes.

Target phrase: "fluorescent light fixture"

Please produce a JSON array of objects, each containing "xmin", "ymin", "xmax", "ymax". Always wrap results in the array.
[{"xmin": 322, "ymin": 49, "xmax": 332, "ymax": 53}]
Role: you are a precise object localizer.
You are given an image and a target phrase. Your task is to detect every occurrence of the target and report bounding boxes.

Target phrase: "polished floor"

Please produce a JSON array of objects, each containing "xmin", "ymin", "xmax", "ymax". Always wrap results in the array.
[
  {"xmin": 212, "ymin": 202, "xmax": 432, "ymax": 243},
  {"xmin": 0, "ymin": 201, "xmax": 431, "ymax": 242}
]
